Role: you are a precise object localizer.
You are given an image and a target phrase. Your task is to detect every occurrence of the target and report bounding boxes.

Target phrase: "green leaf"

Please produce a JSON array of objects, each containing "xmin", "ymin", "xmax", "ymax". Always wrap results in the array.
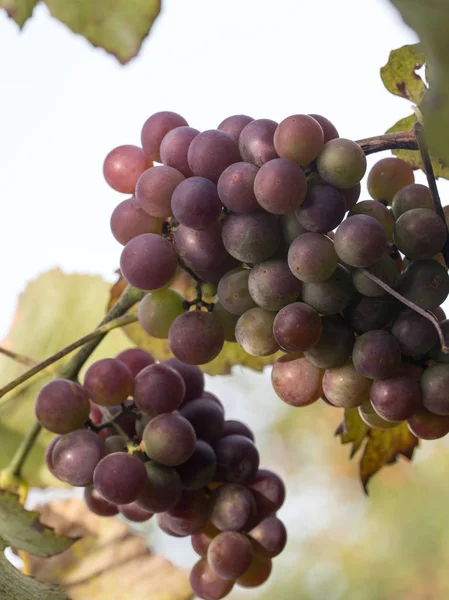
[
  {"xmin": 389, "ymin": 0, "xmax": 449, "ymax": 164},
  {"xmin": 386, "ymin": 113, "xmax": 449, "ymax": 178},
  {"xmin": 380, "ymin": 43, "xmax": 427, "ymax": 103},
  {"xmin": 0, "ymin": 491, "xmax": 75, "ymax": 557},
  {"xmin": 0, "ymin": 0, "xmax": 161, "ymax": 64},
  {"xmin": 0, "ymin": 269, "xmax": 133, "ymax": 487},
  {"xmin": 0, "ymin": 550, "xmax": 69, "ymax": 600}
]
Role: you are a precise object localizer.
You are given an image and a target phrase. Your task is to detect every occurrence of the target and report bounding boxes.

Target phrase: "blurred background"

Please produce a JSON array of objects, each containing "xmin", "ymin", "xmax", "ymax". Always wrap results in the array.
[{"xmin": 2, "ymin": 1, "xmax": 449, "ymax": 598}]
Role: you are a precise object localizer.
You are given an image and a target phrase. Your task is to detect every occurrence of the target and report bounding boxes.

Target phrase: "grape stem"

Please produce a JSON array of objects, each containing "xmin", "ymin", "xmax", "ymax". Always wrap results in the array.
[
  {"xmin": 360, "ymin": 270, "xmax": 449, "ymax": 353},
  {"xmin": 356, "ymin": 130, "xmax": 418, "ymax": 155},
  {"xmin": 413, "ymin": 122, "xmax": 449, "ymax": 268},
  {"xmin": 2, "ymin": 285, "xmax": 144, "ymax": 480}
]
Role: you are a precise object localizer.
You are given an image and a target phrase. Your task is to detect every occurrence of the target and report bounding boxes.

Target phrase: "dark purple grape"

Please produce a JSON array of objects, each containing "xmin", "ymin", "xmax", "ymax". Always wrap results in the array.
[
  {"xmin": 295, "ymin": 184, "xmax": 346, "ymax": 233},
  {"xmin": 353, "ymin": 330, "xmax": 401, "ymax": 379},
  {"xmin": 334, "ymin": 215, "xmax": 387, "ymax": 267},
  {"xmin": 407, "ymin": 408, "xmax": 449, "ymax": 440},
  {"xmin": 103, "ymin": 145, "xmax": 151, "ymax": 194},
  {"xmin": 340, "ymin": 183, "xmax": 361, "ymax": 211},
  {"xmin": 273, "ymin": 114, "xmax": 324, "ymax": 165},
  {"xmin": 210, "ymin": 483, "xmax": 256, "ymax": 532},
  {"xmin": 190, "ymin": 558, "xmax": 234, "ymax": 600},
  {"xmin": 253, "ymin": 158, "xmax": 307, "ymax": 214},
  {"xmin": 164, "ymin": 358, "xmax": 204, "ymax": 402},
  {"xmin": 171, "ymin": 177, "xmax": 222, "ymax": 230},
  {"xmin": 141, "ymin": 111, "xmax": 188, "ymax": 162},
  {"xmin": 316, "ymin": 138, "xmax": 367, "ymax": 189},
  {"xmin": 159, "ymin": 126, "xmax": 199, "ymax": 176},
  {"xmin": 236, "ymin": 554, "xmax": 272, "ymax": 588},
  {"xmin": 367, "ymin": 156, "xmax": 414, "ymax": 204},
  {"xmin": 176, "ymin": 440, "xmax": 217, "ymax": 490},
  {"xmin": 288, "ymin": 232, "xmax": 337, "ymax": 282},
  {"xmin": 322, "ymin": 361, "xmax": 371, "ymax": 408},
  {"xmin": 120, "ymin": 233, "xmax": 178, "ymax": 291},
  {"xmin": 143, "ymin": 413, "xmax": 196, "ymax": 466},
  {"xmin": 136, "ymin": 462, "xmax": 183, "ymax": 513},
  {"xmin": 115, "ymin": 348, "xmax": 155, "ymax": 377},
  {"xmin": 221, "ymin": 420, "xmax": 255, "ymax": 442},
  {"xmin": 248, "ymin": 259, "xmax": 302, "ymax": 311},
  {"xmin": 394, "ymin": 208, "xmax": 447, "ymax": 259},
  {"xmin": 344, "ymin": 295, "xmax": 399, "ymax": 334},
  {"xmin": 280, "ymin": 212, "xmax": 308, "ymax": 247},
  {"xmin": 222, "ymin": 212, "xmax": 281, "ymax": 264},
  {"xmin": 94, "ymin": 452, "xmax": 147, "ymax": 504},
  {"xmin": 250, "ymin": 469, "xmax": 286, "ymax": 516},
  {"xmin": 421, "ymin": 363, "xmax": 449, "ymax": 415},
  {"xmin": 135, "ymin": 165, "xmax": 185, "ymax": 219},
  {"xmin": 35, "ymin": 379, "xmax": 90, "ymax": 434},
  {"xmin": 201, "ymin": 392, "xmax": 225, "ymax": 413},
  {"xmin": 351, "ymin": 254, "xmax": 398, "ymax": 297},
  {"xmin": 349, "ymin": 199, "xmax": 395, "ymax": 242},
  {"xmin": 217, "ymin": 162, "xmax": 259, "ymax": 214},
  {"xmin": 83, "ymin": 358, "xmax": 133, "ymax": 407},
  {"xmin": 398, "ymin": 259, "xmax": 449, "ymax": 310},
  {"xmin": 308, "ymin": 114, "xmax": 339, "ymax": 143},
  {"xmin": 248, "ymin": 515, "xmax": 287, "ymax": 558},
  {"xmin": 391, "ymin": 309, "xmax": 438, "ymax": 357},
  {"xmin": 45, "ymin": 435, "xmax": 60, "ymax": 475},
  {"xmin": 52, "ymin": 430, "xmax": 106, "ymax": 486},
  {"xmin": 213, "ymin": 435, "xmax": 260, "ymax": 485},
  {"xmin": 305, "ymin": 314, "xmax": 354, "ymax": 368},
  {"xmin": 166, "ymin": 489, "xmax": 210, "ymax": 535},
  {"xmin": 157, "ymin": 512, "xmax": 186, "ymax": 537},
  {"xmin": 118, "ymin": 502, "xmax": 153, "ymax": 522},
  {"xmin": 113, "ymin": 410, "xmax": 137, "ymax": 439},
  {"xmin": 180, "ymin": 398, "xmax": 225, "ymax": 442},
  {"xmin": 191, "ymin": 522, "xmax": 220, "ymax": 557},
  {"xmin": 218, "ymin": 114, "xmax": 254, "ymax": 142},
  {"xmin": 238, "ymin": 118, "xmax": 278, "ymax": 166},
  {"xmin": 187, "ymin": 130, "xmax": 240, "ymax": 183},
  {"xmin": 273, "ymin": 302, "xmax": 322, "ymax": 353},
  {"xmin": 134, "ymin": 363, "xmax": 185, "ymax": 415},
  {"xmin": 271, "ymin": 354, "xmax": 323, "ymax": 407},
  {"xmin": 301, "ymin": 263, "xmax": 354, "ymax": 315},
  {"xmin": 84, "ymin": 485, "xmax": 118, "ymax": 516},
  {"xmin": 110, "ymin": 197, "xmax": 163, "ymax": 245},
  {"xmin": 431, "ymin": 306, "xmax": 446, "ymax": 321},
  {"xmin": 235, "ymin": 308, "xmax": 279, "ymax": 357},
  {"xmin": 168, "ymin": 311, "xmax": 224, "ymax": 365},
  {"xmin": 370, "ymin": 375, "xmax": 422, "ymax": 421},
  {"xmin": 208, "ymin": 532, "xmax": 254, "ymax": 581},
  {"xmin": 217, "ymin": 268, "xmax": 256, "ymax": 316},
  {"xmin": 391, "ymin": 183, "xmax": 433, "ymax": 219},
  {"xmin": 358, "ymin": 398, "xmax": 398, "ymax": 429}
]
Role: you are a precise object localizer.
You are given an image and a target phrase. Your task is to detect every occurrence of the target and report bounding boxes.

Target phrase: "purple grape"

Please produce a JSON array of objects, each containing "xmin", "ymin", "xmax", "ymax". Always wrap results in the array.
[
  {"xmin": 141, "ymin": 111, "xmax": 188, "ymax": 162},
  {"xmin": 83, "ymin": 358, "xmax": 133, "ymax": 407},
  {"xmin": 171, "ymin": 177, "xmax": 222, "ymax": 230},
  {"xmin": 407, "ymin": 408, "xmax": 449, "ymax": 440},
  {"xmin": 217, "ymin": 162, "xmax": 259, "ymax": 214},
  {"xmin": 308, "ymin": 113, "xmax": 339, "ymax": 143},
  {"xmin": 163, "ymin": 358, "xmax": 204, "ymax": 402},
  {"xmin": 301, "ymin": 263, "xmax": 354, "ymax": 315},
  {"xmin": 157, "ymin": 512, "xmax": 186, "ymax": 537},
  {"xmin": 110, "ymin": 197, "xmax": 163, "ymax": 245},
  {"xmin": 103, "ymin": 145, "xmax": 151, "ymax": 194},
  {"xmin": 134, "ymin": 363, "xmax": 185, "ymax": 415},
  {"xmin": 391, "ymin": 309, "xmax": 438, "ymax": 357},
  {"xmin": 353, "ymin": 330, "xmax": 402, "ymax": 379},
  {"xmin": 136, "ymin": 461, "xmax": 183, "ymax": 513},
  {"xmin": 238, "ymin": 118, "xmax": 278, "ymax": 166},
  {"xmin": 394, "ymin": 208, "xmax": 447, "ymax": 259},
  {"xmin": 213, "ymin": 435, "xmax": 259, "ymax": 485},
  {"xmin": 370, "ymin": 375, "xmax": 422, "ymax": 421},
  {"xmin": 274, "ymin": 114, "xmax": 324, "ymax": 165},
  {"xmin": 84, "ymin": 485, "xmax": 118, "ymax": 517},
  {"xmin": 421, "ymin": 363, "xmax": 449, "ymax": 415},
  {"xmin": 218, "ymin": 114, "xmax": 254, "ymax": 142},
  {"xmin": 340, "ymin": 183, "xmax": 361, "ymax": 211},
  {"xmin": 344, "ymin": 295, "xmax": 399, "ymax": 334},
  {"xmin": 237, "ymin": 554, "xmax": 272, "ymax": 588},
  {"xmin": 94, "ymin": 452, "xmax": 147, "ymax": 504},
  {"xmin": 248, "ymin": 259, "xmax": 302, "ymax": 311},
  {"xmin": 135, "ymin": 165, "xmax": 185, "ymax": 219},
  {"xmin": 288, "ymin": 232, "xmax": 338, "ymax": 283},
  {"xmin": 118, "ymin": 502, "xmax": 154, "ymax": 522},
  {"xmin": 35, "ymin": 379, "xmax": 90, "ymax": 434},
  {"xmin": 250, "ymin": 469, "xmax": 286, "ymax": 516},
  {"xmin": 392, "ymin": 183, "xmax": 433, "ymax": 219},
  {"xmin": 52, "ymin": 429, "xmax": 106, "ymax": 486},
  {"xmin": 166, "ymin": 489, "xmax": 210, "ymax": 535},
  {"xmin": 273, "ymin": 302, "xmax": 322, "ymax": 353},
  {"xmin": 120, "ymin": 233, "xmax": 178, "ymax": 291},
  {"xmin": 191, "ymin": 522, "xmax": 220, "ymax": 557},
  {"xmin": 208, "ymin": 532, "xmax": 254, "ymax": 581},
  {"xmin": 45, "ymin": 435, "xmax": 60, "ymax": 475},
  {"xmin": 168, "ymin": 311, "xmax": 224, "ymax": 365},
  {"xmin": 187, "ymin": 130, "xmax": 240, "ymax": 183},
  {"xmin": 143, "ymin": 412, "xmax": 196, "ymax": 466},
  {"xmin": 159, "ymin": 126, "xmax": 199, "ymax": 176},
  {"xmin": 221, "ymin": 420, "xmax": 255, "ymax": 442},
  {"xmin": 253, "ymin": 158, "xmax": 307, "ymax": 214},
  {"xmin": 190, "ymin": 558, "xmax": 234, "ymax": 600},
  {"xmin": 295, "ymin": 184, "xmax": 346, "ymax": 233},
  {"xmin": 217, "ymin": 268, "xmax": 256, "ymax": 316},
  {"xmin": 248, "ymin": 515, "xmax": 287, "ymax": 557},
  {"xmin": 305, "ymin": 314, "xmax": 354, "ymax": 368},
  {"xmin": 398, "ymin": 259, "xmax": 449, "ymax": 310},
  {"xmin": 271, "ymin": 354, "xmax": 323, "ymax": 407},
  {"xmin": 210, "ymin": 483, "xmax": 256, "ymax": 532},
  {"xmin": 176, "ymin": 440, "xmax": 217, "ymax": 490},
  {"xmin": 221, "ymin": 212, "xmax": 281, "ymax": 264},
  {"xmin": 334, "ymin": 215, "xmax": 387, "ymax": 267},
  {"xmin": 115, "ymin": 348, "xmax": 155, "ymax": 378},
  {"xmin": 180, "ymin": 398, "xmax": 225, "ymax": 442},
  {"xmin": 351, "ymin": 255, "xmax": 398, "ymax": 297}
]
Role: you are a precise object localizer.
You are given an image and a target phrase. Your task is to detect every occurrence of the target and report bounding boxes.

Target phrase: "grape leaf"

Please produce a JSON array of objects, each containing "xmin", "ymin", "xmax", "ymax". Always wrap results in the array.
[
  {"xmin": 0, "ymin": 491, "xmax": 75, "ymax": 557},
  {"xmin": 336, "ymin": 409, "xmax": 419, "ymax": 492},
  {"xmin": 386, "ymin": 114, "xmax": 449, "ymax": 178},
  {"xmin": 380, "ymin": 43, "xmax": 427, "ymax": 103},
  {"xmin": 0, "ymin": 0, "xmax": 161, "ymax": 64},
  {"xmin": 25, "ymin": 498, "xmax": 193, "ymax": 600},
  {"xmin": 107, "ymin": 272, "xmax": 283, "ymax": 376},
  {"xmin": 0, "ymin": 269, "xmax": 134, "ymax": 487}
]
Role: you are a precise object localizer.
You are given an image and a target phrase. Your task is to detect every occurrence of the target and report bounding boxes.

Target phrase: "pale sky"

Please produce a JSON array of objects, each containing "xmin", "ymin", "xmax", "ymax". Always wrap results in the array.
[{"xmin": 0, "ymin": 0, "xmax": 436, "ymax": 339}]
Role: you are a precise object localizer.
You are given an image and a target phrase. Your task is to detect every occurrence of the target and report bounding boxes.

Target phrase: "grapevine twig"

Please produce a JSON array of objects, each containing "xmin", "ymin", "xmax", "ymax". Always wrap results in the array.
[
  {"xmin": 361, "ymin": 270, "xmax": 449, "ymax": 353},
  {"xmin": 0, "ymin": 347, "xmax": 39, "ymax": 368},
  {"xmin": 356, "ymin": 130, "xmax": 418, "ymax": 155}
]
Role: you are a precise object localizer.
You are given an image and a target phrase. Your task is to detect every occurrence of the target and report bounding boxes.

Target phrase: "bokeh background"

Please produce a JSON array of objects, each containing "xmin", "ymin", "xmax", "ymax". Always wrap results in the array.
[{"xmin": 2, "ymin": 1, "xmax": 449, "ymax": 599}]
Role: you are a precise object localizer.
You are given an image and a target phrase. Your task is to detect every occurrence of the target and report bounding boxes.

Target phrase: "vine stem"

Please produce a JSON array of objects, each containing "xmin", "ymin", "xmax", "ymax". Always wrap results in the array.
[
  {"xmin": 361, "ymin": 270, "xmax": 449, "ymax": 353},
  {"xmin": 0, "ymin": 347, "xmax": 38, "ymax": 368},
  {"xmin": 3, "ymin": 284, "xmax": 144, "ymax": 479},
  {"xmin": 356, "ymin": 130, "xmax": 418, "ymax": 155}
]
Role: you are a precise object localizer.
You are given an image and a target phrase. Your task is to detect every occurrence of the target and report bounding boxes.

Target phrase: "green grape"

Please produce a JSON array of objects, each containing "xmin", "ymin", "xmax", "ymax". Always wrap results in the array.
[
  {"xmin": 288, "ymin": 233, "xmax": 338, "ymax": 283},
  {"xmin": 322, "ymin": 361, "xmax": 371, "ymax": 408},
  {"xmin": 349, "ymin": 200, "xmax": 395, "ymax": 242},
  {"xmin": 367, "ymin": 157, "xmax": 414, "ymax": 204},
  {"xmin": 138, "ymin": 289, "xmax": 184, "ymax": 339},
  {"xmin": 316, "ymin": 138, "xmax": 367, "ymax": 189}
]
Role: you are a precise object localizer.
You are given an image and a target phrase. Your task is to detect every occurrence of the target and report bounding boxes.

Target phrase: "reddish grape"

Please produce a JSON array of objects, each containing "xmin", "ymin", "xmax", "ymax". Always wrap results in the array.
[
  {"xmin": 83, "ymin": 358, "xmax": 133, "ymax": 406},
  {"xmin": 143, "ymin": 413, "xmax": 196, "ymax": 466},
  {"xmin": 94, "ymin": 452, "xmax": 147, "ymax": 505},
  {"xmin": 171, "ymin": 176, "xmax": 222, "ymax": 230},
  {"xmin": 141, "ymin": 111, "xmax": 188, "ymax": 162},
  {"xmin": 168, "ymin": 311, "xmax": 225, "ymax": 365},
  {"xmin": 35, "ymin": 379, "xmax": 90, "ymax": 434},
  {"xmin": 115, "ymin": 348, "xmax": 155, "ymax": 377},
  {"xmin": 110, "ymin": 197, "xmax": 163, "ymax": 245},
  {"xmin": 190, "ymin": 558, "xmax": 234, "ymax": 600},
  {"xmin": 254, "ymin": 158, "xmax": 307, "ymax": 214},
  {"xmin": 213, "ymin": 435, "xmax": 260, "ymax": 485},
  {"xmin": 134, "ymin": 363, "xmax": 185, "ymax": 415},
  {"xmin": 163, "ymin": 358, "xmax": 204, "ymax": 403},
  {"xmin": 135, "ymin": 165, "xmax": 185, "ymax": 219},
  {"xmin": 218, "ymin": 114, "xmax": 254, "ymax": 142},
  {"xmin": 103, "ymin": 145, "xmax": 151, "ymax": 194},
  {"xmin": 271, "ymin": 354, "xmax": 323, "ymax": 407},
  {"xmin": 84, "ymin": 485, "xmax": 118, "ymax": 517},
  {"xmin": 208, "ymin": 532, "xmax": 254, "ymax": 580},
  {"xmin": 180, "ymin": 398, "xmax": 225, "ymax": 442},
  {"xmin": 248, "ymin": 515, "xmax": 287, "ymax": 557},
  {"xmin": 159, "ymin": 126, "xmax": 199, "ymax": 176},
  {"xmin": 217, "ymin": 162, "xmax": 259, "ymax": 213},
  {"xmin": 52, "ymin": 429, "xmax": 105, "ymax": 486},
  {"xmin": 118, "ymin": 502, "xmax": 153, "ymax": 522},
  {"xmin": 273, "ymin": 302, "xmax": 322, "ymax": 353},
  {"xmin": 187, "ymin": 130, "xmax": 240, "ymax": 183},
  {"xmin": 136, "ymin": 461, "xmax": 183, "ymax": 513},
  {"xmin": 238, "ymin": 118, "xmax": 278, "ymax": 166}
]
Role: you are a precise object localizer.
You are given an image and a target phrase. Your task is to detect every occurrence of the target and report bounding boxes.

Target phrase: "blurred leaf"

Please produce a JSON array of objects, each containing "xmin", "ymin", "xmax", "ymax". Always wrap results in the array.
[
  {"xmin": 380, "ymin": 43, "xmax": 426, "ymax": 102},
  {"xmin": 1, "ymin": 0, "xmax": 161, "ymax": 64},
  {"xmin": 335, "ymin": 408, "xmax": 368, "ymax": 459},
  {"xmin": 387, "ymin": 2, "xmax": 449, "ymax": 165},
  {"xmin": 386, "ymin": 113, "xmax": 449, "ymax": 178},
  {"xmin": 0, "ymin": 269, "xmax": 133, "ymax": 487},
  {"xmin": 0, "ymin": 491, "xmax": 75, "ymax": 557},
  {"xmin": 0, "ymin": 550, "xmax": 69, "ymax": 600},
  {"xmin": 360, "ymin": 422, "xmax": 419, "ymax": 493},
  {"xmin": 27, "ymin": 498, "xmax": 192, "ymax": 600},
  {"xmin": 108, "ymin": 272, "xmax": 283, "ymax": 376}
]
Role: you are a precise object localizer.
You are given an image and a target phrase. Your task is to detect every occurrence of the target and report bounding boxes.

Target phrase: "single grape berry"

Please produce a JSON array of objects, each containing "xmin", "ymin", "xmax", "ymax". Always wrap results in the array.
[
  {"xmin": 35, "ymin": 379, "xmax": 90, "ymax": 434},
  {"xmin": 142, "ymin": 413, "xmax": 196, "ymax": 466},
  {"xmin": 367, "ymin": 157, "xmax": 415, "ymax": 203},
  {"xmin": 83, "ymin": 358, "xmax": 133, "ymax": 406},
  {"xmin": 168, "ymin": 311, "xmax": 225, "ymax": 365},
  {"xmin": 115, "ymin": 348, "xmax": 155, "ymax": 377},
  {"xmin": 134, "ymin": 363, "xmax": 186, "ymax": 415},
  {"xmin": 316, "ymin": 138, "xmax": 367, "ymax": 189},
  {"xmin": 141, "ymin": 111, "xmax": 188, "ymax": 162},
  {"xmin": 94, "ymin": 452, "xmax": 147, "ymax": 505},
  {"xmin": 103, "ymin": 145, "xmax": 151, "ymax": 194},
  {"xmin": 207, "ymin": 532, "xmax": 254, "ymax": 581}
]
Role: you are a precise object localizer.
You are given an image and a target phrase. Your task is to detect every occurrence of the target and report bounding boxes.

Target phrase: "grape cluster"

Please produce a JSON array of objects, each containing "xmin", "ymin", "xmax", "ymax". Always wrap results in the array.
[
  {"xmin": 104, "ymin": 110, "xmax": 449, "ymax": 441},
  {"xmin": 37, "ymin": 349, "xmax": 287, "ymax": 599}
]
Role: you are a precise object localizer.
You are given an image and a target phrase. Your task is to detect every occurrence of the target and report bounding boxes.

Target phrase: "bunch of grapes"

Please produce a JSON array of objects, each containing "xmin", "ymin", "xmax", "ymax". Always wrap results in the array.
[
  {"xmin": 37, "ymin": 349, "xmax": 286, "ymax": 599},
  {"xmin": 104, "ymin": 110, "xmax": 449, "ymax": 442}
]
